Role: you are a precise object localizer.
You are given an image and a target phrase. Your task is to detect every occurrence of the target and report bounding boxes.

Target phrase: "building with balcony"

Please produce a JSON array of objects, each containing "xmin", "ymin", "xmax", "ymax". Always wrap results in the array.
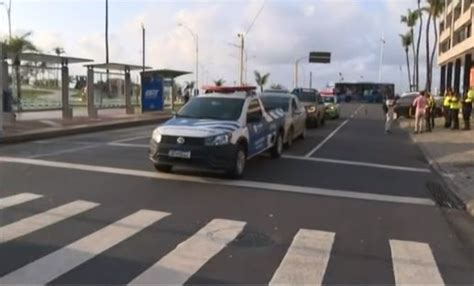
[{"xmin": 438, "ymin": 0, "xmax": 473, "ymax": 95}]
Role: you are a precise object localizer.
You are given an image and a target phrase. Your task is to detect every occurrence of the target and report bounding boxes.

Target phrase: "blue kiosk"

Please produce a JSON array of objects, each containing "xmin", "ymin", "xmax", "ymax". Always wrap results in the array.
[{"xmin": 140, "ymin": 69, "xmax": 191, "ymax": 112}]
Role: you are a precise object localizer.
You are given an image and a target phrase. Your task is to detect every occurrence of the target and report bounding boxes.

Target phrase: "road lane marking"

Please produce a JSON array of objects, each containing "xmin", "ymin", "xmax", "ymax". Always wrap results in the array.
[
  {"xmin": 108, "ymin": 142, "xmax": 149, "ymax": 148},
  {"xmin": 305, "ymin": 105, "xmax": 364, "ymax": 158},
  {"xmin": 0, "ymin": 157, "xmax": 436, "ymax": 206},
  {"xmin": 390, "ymin": 240, "xmax": 444, "ymax": 285},
  {"xmin": 129, "ymin": 218, "xmax": 245, "ymax": 285},
  {"xmin": 269, "ymin": 229, "xmax": 335, "ymax": 285},
  {"xmin": 110, "ymin": 135, "xmax": 150, "ymax": 144},
  {"xmin": 0, "ymin": 209, "xmax": 169, "ymax": 285},
  {"xmin": 0, "ymin": 200, "xmax": 99, "ymax": 244},
  {"xmin": 282, "ymin": 155, "xmax": 431, "ymax": 173},
  {"xmin": 29, "ymin": 143, "xmax": 103, "ymax": 159},
  {"xmin": 0, "ymin": 193, "xmax": 43, "ymax": 210}
]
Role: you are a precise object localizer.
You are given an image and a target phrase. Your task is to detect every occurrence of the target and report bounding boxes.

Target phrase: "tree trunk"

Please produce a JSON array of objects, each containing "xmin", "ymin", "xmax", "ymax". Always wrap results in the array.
[
  {"xmin": 429, "ymin": 17, "xmax": 438, "ymax": 93},
  {"xmin": 416, "ymin": 0, "xmax": 423, "ymax": 90},
  {"xmin": 105, "ymin": 0, "xmax": 109, "ymax": 107},
  {"xmin": 405, "ymin": 48, "xmax": 412, "ymax": 91},
  {"xmin": 425, "ymin": 13, "xmax": 432, "ymax": 91},
  {"xmin": 260, "ymin": 85, "xmax": 263, "ymax": 93},
  {"xmin": 14, "ymin": 64, "xmax": 21, "ymax": 111}
]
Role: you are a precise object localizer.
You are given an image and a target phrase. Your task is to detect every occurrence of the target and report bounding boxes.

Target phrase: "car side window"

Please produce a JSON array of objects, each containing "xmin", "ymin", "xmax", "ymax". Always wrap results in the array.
[
  {"xmin": 317, "ymin": 95, "xmax": 324, "ymax": 104},
  {"xmin": 247, "ymin": 99, "xmax": 263, "ymax": 123}
]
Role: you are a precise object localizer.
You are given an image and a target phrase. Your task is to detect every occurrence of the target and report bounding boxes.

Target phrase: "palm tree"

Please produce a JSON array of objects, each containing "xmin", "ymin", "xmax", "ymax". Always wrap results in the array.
[
  {"xmin": 5, "ymin": 32, "xmax": 38, "ymax": 109},
  {"xmin": 254, "ymin": 71, "xmax": 270, "ymax": 93},
  {"xmin": 53, "ymin": 46, "xmax": 65, "ymax": 87},
  {"xmin": 401, "ymin": 9, "xmax": 419, "ymax": 90},
  {"xmin": 415, "ymin": 0, "xmax": 424, "ymax": 91},
  {"xmin": 400, "ymin": 32, "xmax": 413, "ymax": 91},
  {"xmin": 213, "ymin": 79, "xmax": 225, "ymax": 86},
  {"xmin": 428, "ymin": 0, "xmax": 444, "ymax": 92}
]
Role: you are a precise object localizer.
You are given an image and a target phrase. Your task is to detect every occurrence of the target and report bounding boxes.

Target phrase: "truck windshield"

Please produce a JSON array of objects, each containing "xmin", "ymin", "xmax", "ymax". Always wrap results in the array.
[
  {"xmin": 177, "ymin": 97, "xmax": 245, "ymax": 120},
  {"xmin": 261, "ymin": 96, "xmax": 290, "ymax": 112},
  {"xmin": 293, "ymin": 91, "xmax": 317, "ymax": 103}
]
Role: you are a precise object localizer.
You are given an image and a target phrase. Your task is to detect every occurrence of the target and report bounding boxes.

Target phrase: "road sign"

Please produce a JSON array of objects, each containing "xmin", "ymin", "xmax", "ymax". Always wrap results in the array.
[{"xmin": 309, "ymin": 52, "xmax": 331, "ymax": 64}]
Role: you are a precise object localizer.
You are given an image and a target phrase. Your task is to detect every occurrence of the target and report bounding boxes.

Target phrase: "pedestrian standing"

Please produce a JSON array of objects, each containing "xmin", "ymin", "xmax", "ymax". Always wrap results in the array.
[
  {"xmin": 425, "ymin": 92, "xmax": 436, "ymax": 132},
  {"xmin": 462, "ymin": 87, "xmax": 473, "ymax": 130},
  {"xmin": 412, "ymin": 91, "xmax": 428, "ymax": 134},
  {"xmin": 450, "ymin": 92, "xmax": 461, "ymax": 130},
  {"xmin": 443, "ymin": 88, "xmax": 453, "ymax": 128},
  {"xmin": 385, "ymin": 94, "xmax": 396, "ymax": 134}
]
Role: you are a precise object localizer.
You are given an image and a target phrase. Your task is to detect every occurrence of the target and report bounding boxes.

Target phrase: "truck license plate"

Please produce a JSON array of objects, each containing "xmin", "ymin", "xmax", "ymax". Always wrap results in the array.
[{"xmin": 168, "ymin": 150, "xmax": 191, "ymax": 159}]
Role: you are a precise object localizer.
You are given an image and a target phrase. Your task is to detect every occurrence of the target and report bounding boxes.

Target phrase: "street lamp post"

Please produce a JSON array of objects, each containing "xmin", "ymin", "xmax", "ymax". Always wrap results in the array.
[
  {"xmin": 294, "ymin": 56, "xmax": 308, "ymax": 88},
  {"xmin": 238, "ymin": 33, "xmax": 244, "ymax": 86},
  {"xmin": 178, "ymin": 23, "xmax": 199, "ymax": 94},
  {"xmin": 0, "ymin": 0, "xmax": 12, "ymax": 40}
]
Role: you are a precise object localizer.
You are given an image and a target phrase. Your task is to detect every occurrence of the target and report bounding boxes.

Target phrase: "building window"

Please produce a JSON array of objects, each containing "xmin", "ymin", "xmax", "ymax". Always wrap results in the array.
[
  {"xmin": 440, "ymin": 21, "xmax": 445, "ymax": 32},
  {"xmin": 454, "ymin": 3, "xmax": 462, "ymax": 21},
  {"xmin": 464, "ymin": 0, "xmax": 473, "ymax": 13}
]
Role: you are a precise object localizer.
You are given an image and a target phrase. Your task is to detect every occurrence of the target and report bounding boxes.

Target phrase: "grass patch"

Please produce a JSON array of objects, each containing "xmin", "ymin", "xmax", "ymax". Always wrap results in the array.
[{"xmin": 22, "ymin": 89, "xmax": 54, "ymax": 99}]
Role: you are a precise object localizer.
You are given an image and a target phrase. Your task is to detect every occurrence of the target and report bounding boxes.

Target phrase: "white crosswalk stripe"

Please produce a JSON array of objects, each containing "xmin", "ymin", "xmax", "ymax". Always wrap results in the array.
[
  {"xmin": 0, "ymin": 209, "xmax": 169, "ymax": 285},
  {"xmin": 390, "ymin": 239, "xmax": 445, "ymax": 285},
  {"xmin": 0, "ymin": 194, "xmax": 449, "ymax": 285},
  {"xmin": 269, "ymin": 229, "xmax": 335, "ymax": 285},
  {"xmin": 0, "ymin": 200, "xmax": 99, "ymax": 244},
  {"xmin": 0, "ymin": 193, "xmax": 43, "ymax": 210},
  {"xmin": 128, "ymin": 218, "xmax": 246, "ymax": 285}
]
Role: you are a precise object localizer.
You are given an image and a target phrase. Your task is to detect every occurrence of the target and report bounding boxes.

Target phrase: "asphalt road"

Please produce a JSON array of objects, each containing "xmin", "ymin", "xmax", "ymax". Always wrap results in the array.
[{"xmin": 1, "ymin": 103, "xmax": 473, "ymax": 285}]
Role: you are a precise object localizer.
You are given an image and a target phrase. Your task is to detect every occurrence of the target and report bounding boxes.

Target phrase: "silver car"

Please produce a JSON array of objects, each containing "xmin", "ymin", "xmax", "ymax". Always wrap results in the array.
[{"xmin": 261, "ymin": 93, "xmax": 307, "ymax": 148}]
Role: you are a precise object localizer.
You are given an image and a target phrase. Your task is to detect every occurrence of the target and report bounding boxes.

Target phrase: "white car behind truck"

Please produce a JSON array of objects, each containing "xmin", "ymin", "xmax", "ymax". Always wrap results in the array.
[{"xmin": 149, "ymin": 87, "xmax": 286, "ymax": 178}]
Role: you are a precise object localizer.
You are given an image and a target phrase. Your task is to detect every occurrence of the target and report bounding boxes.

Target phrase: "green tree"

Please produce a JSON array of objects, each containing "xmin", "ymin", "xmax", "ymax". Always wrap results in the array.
[
  {"xmin": 213, "ymin": 79, "xmax": 225, "ymax": 86},
  {"xmin": 400, "ymin": 32, "xmax": 413, "ymax": 91},
  {"xmin": 254, "ymin": 70, "xmax": 270, "ymax": 93},
  {"xmin": 53, "ymin": 46, "xmax": 65, "ymax": 87},
  {"xmin": 5, "ymin": 32, "xmax": 38, "ymax": 109},
  {"xmin": 401, "ymin": 9, "xmax": 419, "ymax": 90},
  {"xmin": 423, "ymin": 0, "xmax": 444, "ymax": 92}
]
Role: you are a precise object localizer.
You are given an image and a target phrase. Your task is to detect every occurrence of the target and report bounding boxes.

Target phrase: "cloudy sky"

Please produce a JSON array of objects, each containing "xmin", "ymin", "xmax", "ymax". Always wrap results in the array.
[{"xmin": 0, "ymin": 0, "xmax": 439, "ymax": 92}]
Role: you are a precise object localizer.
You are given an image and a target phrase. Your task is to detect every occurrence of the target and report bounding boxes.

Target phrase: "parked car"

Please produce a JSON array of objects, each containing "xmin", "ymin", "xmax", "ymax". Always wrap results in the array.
[
  {"xmin": 149, "ymin": 86, "xmax": 286, "ymax": 178},
  {"xmin": 322, "ymin": 95, "xmax": 340, "ymax": 119},
  {"xmin": 291, "ymin": 88, "xmax": 325, "ymax": 127},
  {"xmin": 261, "ymin": 92, "xmax": 307, "ymax": 148},
  {"xmin": 394, "ymin": 93, "xmax": 418, "ymax": 118}
]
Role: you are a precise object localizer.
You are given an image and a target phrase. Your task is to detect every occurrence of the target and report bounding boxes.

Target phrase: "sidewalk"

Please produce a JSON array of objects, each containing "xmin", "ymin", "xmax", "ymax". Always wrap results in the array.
[
  {"xmin": 1, "ymin": 108, "xmax": 172, "ymax": 144},
  {"xmin": 399, "ymin": 118, "xmax": 474, "ymax": 215}
]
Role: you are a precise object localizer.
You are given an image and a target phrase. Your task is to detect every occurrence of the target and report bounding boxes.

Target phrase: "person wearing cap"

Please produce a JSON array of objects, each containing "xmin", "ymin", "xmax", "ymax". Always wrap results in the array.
[
  {"xmin": 449, "ymin": 91, "xmax": 461, "ymax": 130},
  {"xmin": 425, "ymin": 92, "xmax": 436, "ymax": 132},
  {"xmin": 443, "ymin": 88, "xmax": 453, "ymax": 128},
  {"xmin": 462, "ymin": 87, "xmax": 474, "ymax": 130}
]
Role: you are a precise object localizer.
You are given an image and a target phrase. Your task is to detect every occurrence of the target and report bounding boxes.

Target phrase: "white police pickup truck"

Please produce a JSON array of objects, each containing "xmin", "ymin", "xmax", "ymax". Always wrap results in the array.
[{"xmin": 149, "ymin": 87, "xmax": 285, "ymax": 178}]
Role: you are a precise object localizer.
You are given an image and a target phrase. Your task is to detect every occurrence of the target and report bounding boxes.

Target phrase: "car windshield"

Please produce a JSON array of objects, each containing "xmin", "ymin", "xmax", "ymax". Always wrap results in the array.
[
  {"xmin": 260, "ymin": 96, "xmax": 290, "ymax": 112},
  {"xmin": 293, "ymin": 91, "xmax": 317, "ymax": 102},
  {"xmin": 322, "ymin": 96, "xmax": 336, "ymax": 103},
  {"xmin": 177, "ymin": 97, "xmax": 244, "ymax": 120}
]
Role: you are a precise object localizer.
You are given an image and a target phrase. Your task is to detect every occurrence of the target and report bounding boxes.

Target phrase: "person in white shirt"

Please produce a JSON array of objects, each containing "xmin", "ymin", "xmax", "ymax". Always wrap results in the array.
[{"xmin": 384, "ymin": 94, "xmax": 396, "ymax": 133}]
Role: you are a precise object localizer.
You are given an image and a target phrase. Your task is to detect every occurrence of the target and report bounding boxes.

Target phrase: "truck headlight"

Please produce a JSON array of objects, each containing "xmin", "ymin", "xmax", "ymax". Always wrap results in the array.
[
  {"xmin": 307, "ymin": 106, "xmax": 316, "ymax": 113},
  {"xmin": 205, "ymin": 133, "xmax": 231, "ymax": 146},
  {"xmin": 152, "ymin": 129, "xmax": 162, "ymax": 143}
]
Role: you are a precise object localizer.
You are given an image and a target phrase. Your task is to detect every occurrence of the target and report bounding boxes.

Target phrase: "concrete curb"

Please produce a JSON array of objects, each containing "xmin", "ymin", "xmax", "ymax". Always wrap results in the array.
[
  {"xmin": 399, "ymin": 120, "xmax": 474, "ymax": 216},
  {"xmin": 0, "ymin": 115, "xmax": 171, "ymax": 145}
]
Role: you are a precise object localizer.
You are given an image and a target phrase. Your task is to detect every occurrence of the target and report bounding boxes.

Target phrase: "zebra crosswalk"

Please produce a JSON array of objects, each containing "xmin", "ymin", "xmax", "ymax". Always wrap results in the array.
[{"xmin": 0, "ymin": 193, "xmax": 448, "ymax": 285}]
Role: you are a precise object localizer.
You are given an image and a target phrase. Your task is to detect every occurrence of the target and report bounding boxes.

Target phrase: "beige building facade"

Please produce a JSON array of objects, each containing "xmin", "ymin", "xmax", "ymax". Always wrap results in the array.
[{"xmin": 438, "ymin": 0, "xmax": 473, "ymax": 94}]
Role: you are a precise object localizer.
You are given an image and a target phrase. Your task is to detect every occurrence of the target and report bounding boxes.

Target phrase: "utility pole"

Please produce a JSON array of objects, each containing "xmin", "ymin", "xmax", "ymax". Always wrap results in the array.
[
  {"xmin": 294, "ymin": 56, "xmax": 308, "ymax": 88},
  {"xmin": 238, "ymin": 33, "xmax": 244, "ymax": 86},
  {"xmin": 178, "ymin": 23, "xmax": 199, "ymax": 94},
  {"xmin": 378, "ymin": 33, "xmax": 385, "ymax": 82},
  {"xmin": 0, "ymin": 0, "xmax": 12, "ymax": 40},
  {"xmin": 142, "ymin": 23, "xmax": 145, "ymax": 73},
  {"xmin": 310, "ymin": 71, "xmax": 313, "ymax": 88}
]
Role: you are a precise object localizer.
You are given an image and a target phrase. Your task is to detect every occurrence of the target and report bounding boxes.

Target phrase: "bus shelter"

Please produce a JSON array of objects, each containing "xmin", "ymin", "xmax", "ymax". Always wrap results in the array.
[
  {"xmin": 2, "ymin": 50, "xmax": 92, "ymax": 121},
  {"xmin": 140, "ymin": 69, "xmax": 191, "ymax": 111},
  {"xmin": 85, "ymin": 63, "xmax": 150, "ymax": 117}
]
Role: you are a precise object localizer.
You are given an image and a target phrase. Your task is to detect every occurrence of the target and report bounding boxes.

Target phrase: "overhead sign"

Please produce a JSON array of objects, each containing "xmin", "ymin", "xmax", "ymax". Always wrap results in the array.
[
  {"xmin": 309, "ymin": 52, "xmax": 331, "ymax": 64},
  {"xmin": 141, "ymin": 75, "xmax": 164, "ymax": 112}
]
